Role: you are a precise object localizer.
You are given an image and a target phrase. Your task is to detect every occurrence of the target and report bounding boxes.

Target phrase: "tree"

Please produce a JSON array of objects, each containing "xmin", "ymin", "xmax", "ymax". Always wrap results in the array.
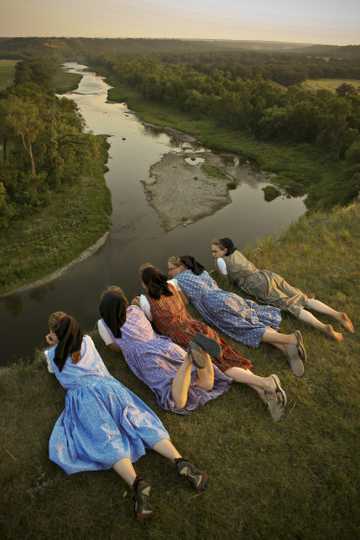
[
  {"xmin": 336, "ymin": 83, "xmax": 358, "ymax": 97},
  {"xmin": 5, "ymin": 96, "xmax": 44, "ymax": 176}
]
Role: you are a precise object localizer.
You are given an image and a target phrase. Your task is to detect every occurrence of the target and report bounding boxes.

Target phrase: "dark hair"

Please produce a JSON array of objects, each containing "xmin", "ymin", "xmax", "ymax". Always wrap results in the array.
[
  {"xmin": 99, "ymin": 287, "xmax": 128, "ymax": 339},
  {"xmin": 53, "ymin": 315, "xmax": 83, "ymax": 372},
  {"xmin": 141, "ymin": 266, "xmax": 173, "ymax": 300},
  {"xmin": 219, "ymin": 238, "xmax": 236, "ymax": 256},
  {"xmin": 180, "ymin": 255, "xmax": 206, "ymax": 276}
]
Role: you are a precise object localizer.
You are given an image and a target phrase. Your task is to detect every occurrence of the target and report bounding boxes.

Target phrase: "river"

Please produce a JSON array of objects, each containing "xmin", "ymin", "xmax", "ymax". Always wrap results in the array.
[{"xmin": 0, "ymin": 63, "xmax": 306, "ymax": 365}]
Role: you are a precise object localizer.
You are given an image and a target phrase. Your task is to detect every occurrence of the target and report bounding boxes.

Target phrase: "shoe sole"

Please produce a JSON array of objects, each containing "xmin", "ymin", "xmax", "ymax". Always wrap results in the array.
[
  {"xmin": 266, "ymin": 398, "xmax": 285, "ymax": 422},
  {"xmin": 288, "ymin": 351, "xmax": 305, "ymax": 377},
  {"xmin": 192, "ymin": 333, "xmax": 221, "ymax": 360},
  {"xmin": 188, "ymin": 343, "xmax": 207, "ymax": 369},
  {"xmin": 295, "ymin": 330, "xmax": 307, "ymax": 362}
]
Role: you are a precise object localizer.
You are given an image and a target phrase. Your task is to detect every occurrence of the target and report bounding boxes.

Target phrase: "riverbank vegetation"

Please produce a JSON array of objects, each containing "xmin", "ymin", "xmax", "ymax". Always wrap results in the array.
[
  {"xmin": 1, "ymin": 202, "xmax": 359, "ymax": 539},
  {"xmin": 53, "ymin": 66, "xmax": 82, "ymax": 94},
  {"xmin": 91, "ymin": 54, "xmax": 360, "ymax": 210},
  {"xmin": 0, "ymin": 58, "xmax": 111, "ymax": 294}
]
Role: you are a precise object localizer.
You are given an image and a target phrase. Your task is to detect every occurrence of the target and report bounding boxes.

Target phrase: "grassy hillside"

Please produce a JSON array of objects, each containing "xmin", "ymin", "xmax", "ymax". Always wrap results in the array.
[
  {"xmin": 0, "ymin": 172, "xmax": 111, "ymax": 296},
  {"xmin": 1, "ymin": 203, "xmax": 359, "ymax": 540}
]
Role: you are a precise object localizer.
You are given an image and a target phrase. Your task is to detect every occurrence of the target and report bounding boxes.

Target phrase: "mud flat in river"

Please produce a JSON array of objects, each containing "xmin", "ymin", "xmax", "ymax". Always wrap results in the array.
[{"xmin": 142, "ymin": 151, "xmax": 267, "ymax": 231}]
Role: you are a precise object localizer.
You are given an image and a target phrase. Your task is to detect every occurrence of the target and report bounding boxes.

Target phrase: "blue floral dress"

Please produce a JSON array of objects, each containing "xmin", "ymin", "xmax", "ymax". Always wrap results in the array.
[
  {"xmin": 98, "ymin": 306, "xmax": 231, "ymax": 415},
  {"xmin": 175, "ymin": 270, "xmax": 282, "ymax": 348},
  {"xmin": 46, "ymin": 335, "xmax": 169, "ymax": 475}
]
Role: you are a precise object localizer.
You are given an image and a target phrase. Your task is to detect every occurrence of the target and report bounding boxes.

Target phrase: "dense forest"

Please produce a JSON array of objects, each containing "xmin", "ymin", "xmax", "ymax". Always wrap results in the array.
[{"xmin": 0, "ymin": 58, "xmax": 107, "ymax": 228}]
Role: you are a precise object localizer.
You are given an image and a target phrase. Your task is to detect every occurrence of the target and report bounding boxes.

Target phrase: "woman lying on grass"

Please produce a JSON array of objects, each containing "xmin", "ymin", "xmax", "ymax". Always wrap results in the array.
[
  {"xmin": 45, "ymin": 311, "xmax": 208, "ymax": 521},
  {"xmin": 98, "ymin": 287, "xmax": 231, "ymax": 414},
  {"xmin": 137, "ymin": 263, "xmax": 287, "ymax": 422},
  {"xmin": 168, "ymin": 256, "xmax": 307, "ymax": 378},
  {"xmin": 211, "ymin": 237, "xmax": 354, "ymax": 342}
]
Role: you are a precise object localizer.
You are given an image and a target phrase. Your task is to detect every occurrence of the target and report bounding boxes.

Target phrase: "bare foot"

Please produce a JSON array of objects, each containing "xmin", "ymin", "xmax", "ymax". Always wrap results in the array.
[
  {"xmin": 325, "ymin": 324, "xmax": 344, "ymax": 342},
  {"xmin": 339, "ymin": 312, "xmax": 355, "ymax": 333}
]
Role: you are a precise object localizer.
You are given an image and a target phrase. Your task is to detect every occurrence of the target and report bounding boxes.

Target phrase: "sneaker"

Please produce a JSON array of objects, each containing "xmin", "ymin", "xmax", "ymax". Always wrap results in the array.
[
  {"xmin": 175, "ymin": 459, "xmax": 208, "ymax": 492},
  {"xmin": 133, "ymin": 479, "xmax": 153, "ymax": 521}
]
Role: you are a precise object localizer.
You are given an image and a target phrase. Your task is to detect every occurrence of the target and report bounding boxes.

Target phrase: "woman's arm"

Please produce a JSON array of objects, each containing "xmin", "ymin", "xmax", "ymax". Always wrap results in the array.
[{"xmin": 97, "ymin": 319, "xmax": 122, "ymax": 353}]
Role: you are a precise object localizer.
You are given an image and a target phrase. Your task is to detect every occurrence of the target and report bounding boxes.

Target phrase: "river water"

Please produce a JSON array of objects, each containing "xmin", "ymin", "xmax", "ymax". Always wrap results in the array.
[{"xmin": 0, "ymin": 63, "xmax": 306, "ymax": 365}]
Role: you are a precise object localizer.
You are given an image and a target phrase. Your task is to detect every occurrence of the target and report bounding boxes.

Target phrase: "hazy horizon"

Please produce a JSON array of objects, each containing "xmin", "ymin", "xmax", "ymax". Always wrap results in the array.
[{"xmin": 1, "ymin": 1, "xmax": 359, "ymax": 46}]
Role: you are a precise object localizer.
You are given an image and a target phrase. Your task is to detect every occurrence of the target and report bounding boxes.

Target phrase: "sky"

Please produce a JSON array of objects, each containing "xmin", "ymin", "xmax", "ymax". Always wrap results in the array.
[{"xmin": 1, "ymin": 0, "xmax": 359, "ymax": 45}]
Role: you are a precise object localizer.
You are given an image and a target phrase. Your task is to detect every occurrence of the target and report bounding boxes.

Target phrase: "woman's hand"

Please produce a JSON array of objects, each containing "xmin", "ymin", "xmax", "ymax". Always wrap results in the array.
[{"xmin": 45, "ymin": 332, "xmax": 58, "ymax": 346}]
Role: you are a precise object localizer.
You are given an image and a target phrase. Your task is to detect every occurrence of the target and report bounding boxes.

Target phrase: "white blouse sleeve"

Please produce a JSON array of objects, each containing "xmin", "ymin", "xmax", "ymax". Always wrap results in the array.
[
  {"xmin": 217, "ymin": 258, "xmax": 228, "ymax": 276},
  {"xmin": 97, "ymin": 319, "xmax": 114, "ymax": 346},
  {"xmin": 139, "ymin": 294, "xmax": 153, "ymax": 321},
  {"xmin": 168, "ymin": 278, "xmax": 179, "ymax": 290}
]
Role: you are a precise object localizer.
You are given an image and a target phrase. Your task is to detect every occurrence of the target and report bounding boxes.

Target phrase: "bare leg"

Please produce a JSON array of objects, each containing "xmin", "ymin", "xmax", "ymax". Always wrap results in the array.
[
  {"xmin": 171, "ymin": 356, "xmax": 193, "ymax": 409},
  {"xmin": 261, "ymin": 328, "xmax": 301, "ymax": 358},
  {"xmin": 194, "ymin": 352, "xmax": 215, "ymax": 391},
  {"xmin": 299, "ymin": 308, "xmax": 344, "ymax": 341},
  {"xmin": 262, "ymin": 328, "xmax": 297, "ymax": 346},
  {"xmin": 225, "ymin": 366, "xmax": 277, "ymax": 394},
  {"xmin": 305, "ymin": 299, "xmax": 354, "ymax": 333},
  {"xmin": 153, "ymin": 438, "xmax": 182, "ymax": 462},
  {"xmin": 113, "ymin": 458, "xmax": 137, "ymax": 486}
]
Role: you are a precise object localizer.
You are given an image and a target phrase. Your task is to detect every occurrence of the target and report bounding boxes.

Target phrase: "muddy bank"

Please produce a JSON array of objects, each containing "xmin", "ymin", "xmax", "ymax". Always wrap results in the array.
[{"xmin": 142, "ymin": 151, "xmax": 268, "ymax": 231}]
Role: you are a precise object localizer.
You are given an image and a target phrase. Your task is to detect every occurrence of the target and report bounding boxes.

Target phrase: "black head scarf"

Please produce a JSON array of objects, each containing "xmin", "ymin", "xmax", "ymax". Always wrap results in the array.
[
  {"xmin": 99, "ymin": 290, "xmax": 128, "ymax": 339},
  {"xmin": 54, "ymin": 315, "xmax": 83, "ymax": 372},
  {"xmin": 220, "ymin": 238, "xmax": 236, "ymax": 256},
  {"xmin": 141, "ymin": 266, "xmax": 173, "ymax": 300},
  {"xmin": 180, "ymin": 256, "xmax": 206, "ymax": 276}
]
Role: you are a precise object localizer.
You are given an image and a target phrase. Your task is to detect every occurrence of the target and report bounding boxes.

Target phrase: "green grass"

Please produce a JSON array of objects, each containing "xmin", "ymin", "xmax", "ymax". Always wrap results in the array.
[
  {"xmin": 1, "ymin": 203, "xmax": 359, "ymax": 539},
  {"xmin": 201, "ymin": 164, "xmax": 229, "ymax": 180},
  {"xmin": 0, "ymin": 173, "xmax": 111, "ymax": 295},
  {"xmin": 303, "ymin": 78, "xmax": 360, "ymax": 92},
  {"xmin": 53, "ymin": 67, "xmax": 82, "ymax": 94},
  {"xmin": 0, "ymin": 60, "xmax": 17, "ymax": 90},
  {"xmin": 106, "ymin": 77, "xmax": 346, "ymax": 210}
]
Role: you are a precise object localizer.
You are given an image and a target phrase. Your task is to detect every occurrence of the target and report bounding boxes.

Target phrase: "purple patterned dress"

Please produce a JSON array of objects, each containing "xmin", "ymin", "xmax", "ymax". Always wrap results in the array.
[
  {"xmin": 99, "ymin": 306, "xmax": 231, "ymax": 415},
  {"xmin": 175, "ymin": 270, "xmax": 282, "ymax": 348}
]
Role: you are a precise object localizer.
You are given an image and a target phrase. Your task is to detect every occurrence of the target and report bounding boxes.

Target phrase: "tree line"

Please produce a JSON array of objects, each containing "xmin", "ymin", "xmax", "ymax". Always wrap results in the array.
[{"xmin": 0, "ymin": 58, "xmax": 107, "ymax": 228}]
